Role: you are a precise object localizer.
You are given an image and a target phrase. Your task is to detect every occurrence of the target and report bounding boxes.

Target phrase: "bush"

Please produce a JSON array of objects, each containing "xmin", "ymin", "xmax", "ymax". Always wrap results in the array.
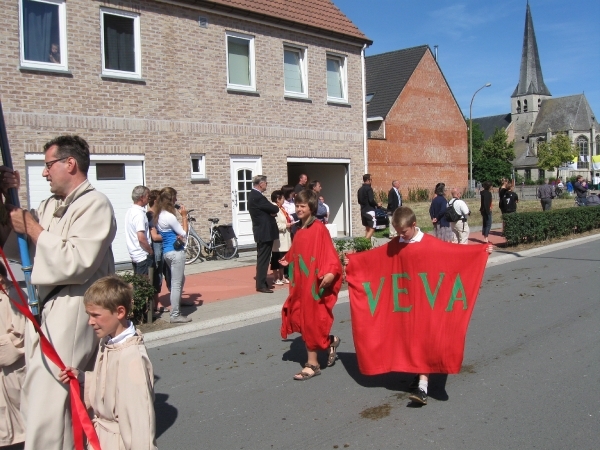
[
  {"xmin": 375, "ymin": 190, "xmax": 388, "ymax": 205},
  {"xmin": 407, "ymin": 187, "xmax": 430, "ymax": 202},
  {"xmin": 525, "ymin": 179, "xmax": 536, "ymax": 185},
  {"xmin": 502, "ymin": 206, "xmax": 600, "ymax": 246},
  {"xmin": 118, "ymin": 272, "xmax": 155, "ymax": 324}
]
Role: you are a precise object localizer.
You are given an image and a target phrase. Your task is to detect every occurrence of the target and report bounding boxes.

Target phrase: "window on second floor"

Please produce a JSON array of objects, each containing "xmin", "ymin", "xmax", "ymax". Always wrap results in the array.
[
  {"xmin": 326, "ymin": 54, "xmax": 347, "ymax": 102},
  {"xmin": 226, "ymin": 32, "xmax": 255, "ymax": 91},
  {"xmin": 283, "ymin": 46, "xmax": 307, "ymax": 97},
  {"xmin": 101, "ymin": 8, "xmax": 141, "ymax": 79},
  {"xmin": 190, "ymin": 154, "xmax": 206, "ymax": 179},
  {"xmin": 19, "ymin": 0, "xmax": 68, "ymax": 71}
]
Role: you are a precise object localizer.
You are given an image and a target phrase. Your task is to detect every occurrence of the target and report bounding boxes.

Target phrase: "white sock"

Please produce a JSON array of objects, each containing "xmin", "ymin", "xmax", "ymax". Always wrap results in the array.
[{"xmin": 418, "ymin": 380, "xmax": 428, "ymax": 394}]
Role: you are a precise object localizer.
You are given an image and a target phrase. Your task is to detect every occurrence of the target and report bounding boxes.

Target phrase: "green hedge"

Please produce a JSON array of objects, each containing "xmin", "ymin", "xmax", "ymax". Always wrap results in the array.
[{"xmin": 503, "ymin": 206, "xmax": 600, "ymax": 245}]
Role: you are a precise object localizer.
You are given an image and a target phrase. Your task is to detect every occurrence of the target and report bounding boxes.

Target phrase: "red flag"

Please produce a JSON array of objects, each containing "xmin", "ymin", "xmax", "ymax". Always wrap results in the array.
[
  {"xmin": 281, "ymin": 220, "xmax": 342, "ymax": 351},
  {"xmin": 346, "ymin": 235, "xmax": 488, "ymax": 375}
]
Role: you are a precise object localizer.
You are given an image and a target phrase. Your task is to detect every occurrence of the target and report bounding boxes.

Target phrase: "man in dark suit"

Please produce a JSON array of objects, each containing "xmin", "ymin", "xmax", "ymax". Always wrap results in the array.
[
  {"xmin": 248, "ymin": 175, "xmax": 279, "ymax": 293},
  {"xmin": 387, "ymin": 180, "xmax": 402, "ymax": 237}
]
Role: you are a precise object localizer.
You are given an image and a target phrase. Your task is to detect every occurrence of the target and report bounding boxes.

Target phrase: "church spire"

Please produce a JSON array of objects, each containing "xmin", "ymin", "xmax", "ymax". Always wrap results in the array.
[{"xmin": 511, "ymin": 2, "xmax": 551, "ymax": 97}]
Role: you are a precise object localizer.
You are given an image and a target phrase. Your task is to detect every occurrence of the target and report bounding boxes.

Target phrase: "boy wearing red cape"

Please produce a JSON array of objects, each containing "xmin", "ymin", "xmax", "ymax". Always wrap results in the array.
[{"xmin": 279, "ymin": 189, "xmax": 342, "ymax": 380}]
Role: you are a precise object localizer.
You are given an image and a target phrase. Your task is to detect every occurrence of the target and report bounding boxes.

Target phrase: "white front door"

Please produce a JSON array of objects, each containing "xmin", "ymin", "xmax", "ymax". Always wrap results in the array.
[{"xmin": 230, "ymin": 156, "xmax": 261, "ymax": 247}]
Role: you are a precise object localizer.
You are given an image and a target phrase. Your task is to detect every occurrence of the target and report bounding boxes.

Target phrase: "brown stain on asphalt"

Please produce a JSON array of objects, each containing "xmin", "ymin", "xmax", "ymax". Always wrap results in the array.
[
  {"xmin": 461, "ymin": 364, "xmax": 476, "ymax": 374},
  {"xmin": 360, "ymin": 403, "xmax": 391, "ymax": 420}
]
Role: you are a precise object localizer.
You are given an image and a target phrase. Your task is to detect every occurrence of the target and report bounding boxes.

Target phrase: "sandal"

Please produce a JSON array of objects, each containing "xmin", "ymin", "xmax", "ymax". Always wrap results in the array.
[
  {"xmin": 327, "ymin": 335, "xmax": 341, "ymax": 367},
  {"xmin": 293, "ymin": 363, "xmax": 321, "ymax": 381}
]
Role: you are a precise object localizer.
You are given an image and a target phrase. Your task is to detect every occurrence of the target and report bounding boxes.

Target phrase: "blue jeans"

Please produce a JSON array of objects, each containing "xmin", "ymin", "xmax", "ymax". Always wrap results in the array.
[
  {"xmin": 481, "ymin": 211, "xmax": 492, "ymax": 237},
  {"xmin": 163, "ymin": 250, "xmax": 186, "ymax": 318},
  {"xmin": 152, "ymin": 241, "xmax": 163, "ymax": 293}
]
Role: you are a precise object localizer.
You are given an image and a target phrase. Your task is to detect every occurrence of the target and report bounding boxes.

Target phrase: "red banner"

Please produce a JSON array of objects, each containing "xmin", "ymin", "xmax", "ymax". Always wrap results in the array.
[{"xmin": 346, "ymin": 235, "xmax": 488, "ymax": 375}]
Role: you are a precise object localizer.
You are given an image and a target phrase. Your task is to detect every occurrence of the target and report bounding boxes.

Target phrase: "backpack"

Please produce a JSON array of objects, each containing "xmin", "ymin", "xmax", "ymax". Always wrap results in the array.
[{"xmin": 444, "ymin": 199, "xmax": 462, "ymax": 222}]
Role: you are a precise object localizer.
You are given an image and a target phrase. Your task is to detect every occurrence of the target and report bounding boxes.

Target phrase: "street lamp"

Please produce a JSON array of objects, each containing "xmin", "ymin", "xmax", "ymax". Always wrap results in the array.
[{"xmin": 469, "ymin": 83, "xmax": 491, "ymax": 189}]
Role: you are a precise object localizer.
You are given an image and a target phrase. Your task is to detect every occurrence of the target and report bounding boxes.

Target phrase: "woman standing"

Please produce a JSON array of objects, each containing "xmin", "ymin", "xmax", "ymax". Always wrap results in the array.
[
  {"xmin": 270, "ymin": 190, "xmax": 292, "ymax": 285},
  {"xmin": 155, "ymin": 187, "xmax": 191, "ymax": 323},
  {"xmin": 429, "ymin": 182, "xmax": 452, "ymax": 242},
  {"xmin": 147, "ymin": 189, "xmax": 166, "ymax": 313},
  {"xmin": 479, "ymin": 181, "xmax": 493, "ymax": 243}
]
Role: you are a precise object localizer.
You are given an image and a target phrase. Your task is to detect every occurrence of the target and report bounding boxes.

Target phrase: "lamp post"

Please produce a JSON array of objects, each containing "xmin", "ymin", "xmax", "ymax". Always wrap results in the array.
[{"xmin": 469, "ymin": 83, "xmax": 491, "ymax": 189}]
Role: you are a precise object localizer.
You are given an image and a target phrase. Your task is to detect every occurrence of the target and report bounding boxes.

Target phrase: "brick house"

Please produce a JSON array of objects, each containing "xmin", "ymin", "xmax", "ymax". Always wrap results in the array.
[
  {"xmin": 1, "ymin": 0, "xmax": 371, "ymax": 263},
  {"xmin": 365, "ymin": 45, "xmax": 467, "ymax": 199}
]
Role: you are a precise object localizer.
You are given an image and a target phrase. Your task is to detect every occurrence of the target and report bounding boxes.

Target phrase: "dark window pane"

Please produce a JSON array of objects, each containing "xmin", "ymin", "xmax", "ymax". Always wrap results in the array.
[
  {"xmin": 23, "ymin": 0, "xmax": 60, "ymax": 63},
  {"xmin": 244, "ymin": 169, "xmax": 252, "ymax": 180},
  {"xmin": 96, "ymin": 163, "xmax": 125, "ymax": 180},
  {"xmin": 191, "ymin": 158, "xmax": 200, "ymax": 173},
  {"xmin": 104, "ymin": 14, "xmax": 135, "ymax": 72}
]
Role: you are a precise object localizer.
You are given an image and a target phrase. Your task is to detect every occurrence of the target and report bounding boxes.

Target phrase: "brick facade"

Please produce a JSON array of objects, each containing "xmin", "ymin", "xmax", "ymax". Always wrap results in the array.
[
  {"xmin": 1, "ymin": 0, "xmax": 367, "ymax": 235},
  {"xmin": 367, "ymin": 51, "xmax": 467, "ymax": 199}
]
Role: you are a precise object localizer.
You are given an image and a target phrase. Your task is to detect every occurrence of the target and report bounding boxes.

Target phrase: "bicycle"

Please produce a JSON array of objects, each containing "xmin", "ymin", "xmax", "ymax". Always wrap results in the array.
[{"xmin": 184, "ymin": 210, "xmax": 238, "ymax": 264}]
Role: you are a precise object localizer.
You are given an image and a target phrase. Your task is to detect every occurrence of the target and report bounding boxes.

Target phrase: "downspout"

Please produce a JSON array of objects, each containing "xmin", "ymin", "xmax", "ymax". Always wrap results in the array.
[{"xmin": 361, "ymin": 43, "xmax": 368, "ymax": 173}]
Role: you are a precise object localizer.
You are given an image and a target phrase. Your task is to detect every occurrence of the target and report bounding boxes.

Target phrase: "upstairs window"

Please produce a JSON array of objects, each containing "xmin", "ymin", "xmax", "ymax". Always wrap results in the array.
[
  {"xmin": 19, "ymin": 0, "xmax": 68, "ymax": 71},
  {"xmin": 577, "ymin": 136, "xmax": 589, "ymax": 169},
  {"xmin": 283, "ymin": 46, "xmax": 307, "ymax": 97},
  {"xmin": 101, "ymin": 8, "xmax": 141, "ymax": 79},
  {"xmin": 190, "ymin": 154, "xmax": 206, "ymax": 179},
  {"xmin": 523, "ymin": 99, "xmax": 528, "ymax": 112},
  {"xmin": 516, "ymin": 100, "xmax": 521, "ymax": 113},
  {"xmin": 326, "ymin": 54, "xmax": 347, "ymax": 102},
  {"xmin": 227, "ymin": 32, "xmax": 255, "ymax": 91}
]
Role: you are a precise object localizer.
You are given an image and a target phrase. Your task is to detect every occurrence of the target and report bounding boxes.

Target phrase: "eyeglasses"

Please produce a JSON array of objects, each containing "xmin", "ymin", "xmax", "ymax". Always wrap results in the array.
[{"xmin": 44, "ymin": 156, "xmax": 69, "ymax": 170}]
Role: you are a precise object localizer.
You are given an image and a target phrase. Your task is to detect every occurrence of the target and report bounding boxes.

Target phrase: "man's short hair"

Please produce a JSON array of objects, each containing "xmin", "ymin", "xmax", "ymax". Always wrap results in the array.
[
  {"xmin": 295, "ymin": 189, "xmax": 318, "ymax": 214},
  {"xmin": 84, "ymin": 276, "xmax": 133, "ymax": 315},
  {"xmin": 43, "ymin": 135, "xmax": 90, "ymax": 175},
  {"xmin": 576, "ymin": 175, "xmax": 583, "ymax": 181},
  {"xmin": 363, "ymin": 174, "xmax": 371, "ymax": 182},
  {"xmin": 392, "ymin": 206, "xmax": 417, "ymax": 229},
  {"xmin": 252, "ymin": 175, "xmax": 267, "ymax": 186},
  {"xmin": 131, "ymin": 185, "xmax": 149, "ymax": 202},
  {"xmin": 299, "ymin": 174, "xmax": 307, "ymax": 181},
  {"xmin": 270, "ymin": 189, "xmax": 283, "ymax": 202}
]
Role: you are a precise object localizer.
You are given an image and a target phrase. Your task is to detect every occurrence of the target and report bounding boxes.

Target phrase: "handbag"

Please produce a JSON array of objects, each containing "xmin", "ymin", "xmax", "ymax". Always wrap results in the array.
[{"xmin": 173, "ymin": 238, "xmax": 184, "ymax": 250}]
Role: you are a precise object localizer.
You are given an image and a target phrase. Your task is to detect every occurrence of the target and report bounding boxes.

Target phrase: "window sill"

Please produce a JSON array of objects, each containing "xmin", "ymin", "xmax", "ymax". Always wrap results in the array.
[
  {"xmin": 19, "ymin": 66, "xmax": 73, "ymax": 76},
  {"xmin": 101, "ymin": 74, "xmax": 146, "ymax": 84},
  {"xmin": 191, "ymin": 178, "xmax": 210, "ymax": 184},
  {"xmin": 327, "ymin": 100, "xmax": 351, "ymax": 107},
  {"xmin": 227, "ymin": 88, "xmax": 260, "ymax": 97},
  {"xmin": 284, "ymin": 95, "xmax": 312, "ymax": 103}
]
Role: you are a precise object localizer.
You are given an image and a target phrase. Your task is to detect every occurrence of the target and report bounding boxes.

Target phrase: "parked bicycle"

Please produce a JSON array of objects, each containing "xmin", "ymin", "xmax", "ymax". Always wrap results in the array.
[{"xmin": 184, "ymin": 210, "xmax": 238, "ymax": 264}]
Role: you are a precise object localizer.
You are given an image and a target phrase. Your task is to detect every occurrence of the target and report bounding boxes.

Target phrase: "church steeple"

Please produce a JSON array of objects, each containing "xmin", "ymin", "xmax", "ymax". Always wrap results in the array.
[{"xmin": 511, "ymin": 2, "xmax": 551, "ymax": 97}]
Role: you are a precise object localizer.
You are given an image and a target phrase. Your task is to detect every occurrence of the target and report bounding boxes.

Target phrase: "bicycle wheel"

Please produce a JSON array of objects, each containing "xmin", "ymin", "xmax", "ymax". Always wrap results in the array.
[
  {"xmin": 185, "ymin": 235, "xmax": 202, "ymax": 265},
  {"xmin": 214, "ymin": 230, "xmax": 238, "ymax": 260}
]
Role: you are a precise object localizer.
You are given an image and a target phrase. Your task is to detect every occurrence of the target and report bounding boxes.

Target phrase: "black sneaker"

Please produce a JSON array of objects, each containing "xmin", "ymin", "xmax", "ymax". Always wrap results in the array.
[
  {"xmin": 408, "ymin": 376, "xmax": 419, "ymax": 390},
  {"xmin": 409, "ymin": 388, "xmax": 427, "ymax": 405}
]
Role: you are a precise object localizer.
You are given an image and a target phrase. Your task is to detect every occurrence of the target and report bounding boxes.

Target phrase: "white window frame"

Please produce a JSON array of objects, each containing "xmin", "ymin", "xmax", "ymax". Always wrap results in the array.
[
  {"xmin": 326, "ymin": 53, "xmax": 348, "ymax": 103},
  {"xmin": 19, "ymin": 0, "xmax": 68, "ymax": 71},
  {"xmin": 283, "ymin": 45, "xmax": 308, "ymax": 98},
  {"xmin": 226, "ymin": 31, "xmax": 256, "ymax": 92},
  {"xmin": 190, "ymin": 154, "xmax": 206, "ymax": 179},
  {"xmin": 100, "ymin": 7, "xmax": 142, "ymax": 79}
]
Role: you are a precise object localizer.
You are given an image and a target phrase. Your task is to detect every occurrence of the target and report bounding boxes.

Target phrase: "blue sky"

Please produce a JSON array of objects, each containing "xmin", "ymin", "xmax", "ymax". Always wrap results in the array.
[{"xmin": 337, "ymin": 0, "xmax": 600, "ymax": 119}]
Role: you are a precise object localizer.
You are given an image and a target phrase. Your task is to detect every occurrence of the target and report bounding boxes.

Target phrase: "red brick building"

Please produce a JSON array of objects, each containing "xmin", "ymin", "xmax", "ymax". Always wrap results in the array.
[{"xmin": 365, "ymin": 45, "xmax": 467, "ymax": 198}]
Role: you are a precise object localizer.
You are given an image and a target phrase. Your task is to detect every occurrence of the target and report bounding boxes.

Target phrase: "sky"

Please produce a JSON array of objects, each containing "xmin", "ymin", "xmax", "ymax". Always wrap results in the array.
[{"xmin": 337, "ymin": 0, "xmax": 600, "ymax": 119}]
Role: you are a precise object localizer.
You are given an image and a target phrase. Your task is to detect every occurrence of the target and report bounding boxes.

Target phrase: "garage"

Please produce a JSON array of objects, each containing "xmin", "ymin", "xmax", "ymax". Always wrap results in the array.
[{"xmin": 26, "ymin": 154, "xmax": 145, "ymax": 265}]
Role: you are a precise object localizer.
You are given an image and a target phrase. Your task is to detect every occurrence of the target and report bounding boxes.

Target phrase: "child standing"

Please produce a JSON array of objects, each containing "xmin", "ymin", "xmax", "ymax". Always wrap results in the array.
[
  {"xmin": 503, "ymin": 183, "xmax": 519, "ymax": 214},
  {"xmin": 280, "ymin": 189, "xmax": 342, "ymax": 380},
  {"xmin": 59, "ymin": 276, "xmax": 157, "ymax": 450}
]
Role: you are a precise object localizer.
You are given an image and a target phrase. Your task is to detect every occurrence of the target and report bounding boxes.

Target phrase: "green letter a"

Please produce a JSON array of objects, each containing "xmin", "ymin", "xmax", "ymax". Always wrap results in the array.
[{"xmin": 446, "ymin": 274, "xmax": 468, "ymax": 311}]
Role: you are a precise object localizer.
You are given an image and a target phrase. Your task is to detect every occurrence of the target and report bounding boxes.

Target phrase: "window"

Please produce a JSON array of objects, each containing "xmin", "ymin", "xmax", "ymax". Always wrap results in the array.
[
  {"xmin": 101, "ymin": 8, "xmax": 141, "ymax": 79},
  {"xmin": 283, "ymin": 46, "xmax": 307, "ymax": 97},
  {"xmin": 524, "ymin": 169, "xmax": 531, "ymax": 180},
  {"xmin": 538, "ymin": 169, "xmax": 545, "ymax": 180},
  {"xmin": 523, "ymin": 99, "xmax": 528, "ymax": 112},
  {"xmin": 365, "ymin": 93, "xmax": 374, "ymax": 104},
  {"xmin": 190, "ymin": 154, "xmax": 206, "ymax": 179},
  {"xmin": 596, "ymin": 135, "xmax": 600, "ymax": 156},
  {"xmin": 577, "ymin": 136, "xmax": 589, "ymax": 169},
  {"xmin": 96, "ymin": 163, "xmax": 125, "ymax": 180},
  {"xmin": 19, "ymin": 0, "xmax": 68, "ymax": 71},
  {"xmin": 326, "ymin": 54, "xmax": 347, "ymax": 102},
  {"xmin": 226, "ymin": 32, "xmax": 255, "ymax": 91},
  {"xmin": 516, "ymin": 100, "xmax": 521, "ymax": 113}
]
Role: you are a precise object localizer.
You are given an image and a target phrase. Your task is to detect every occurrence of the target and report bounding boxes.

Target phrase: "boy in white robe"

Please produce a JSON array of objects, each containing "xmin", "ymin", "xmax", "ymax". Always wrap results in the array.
[
  {"xmin": 59, "ymin": 276, "xmax": 157, "ymax": 450},
  {"xmin": 0, "ymin": 262, "xmax": 26, "ymax": 447}
]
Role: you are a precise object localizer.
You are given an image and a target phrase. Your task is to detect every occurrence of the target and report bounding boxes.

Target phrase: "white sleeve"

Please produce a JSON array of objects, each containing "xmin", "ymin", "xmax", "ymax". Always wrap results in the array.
[{"xmin": 157, "ymin": 212, "xmax": 185, "ymax": 236}]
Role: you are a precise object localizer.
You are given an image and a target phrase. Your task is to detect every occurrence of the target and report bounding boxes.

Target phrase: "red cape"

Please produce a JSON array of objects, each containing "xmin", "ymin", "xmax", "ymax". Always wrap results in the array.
[
  {"xmin": 281, "ymin": 220, "xmax": 342, "ymax": 351},
  {"xmin": 346, "ymin": 234, "xmax": 488, "ymax": 375}
]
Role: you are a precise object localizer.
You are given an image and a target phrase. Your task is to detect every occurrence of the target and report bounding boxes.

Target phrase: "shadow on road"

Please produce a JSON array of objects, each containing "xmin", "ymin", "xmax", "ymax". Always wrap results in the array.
[{"xmin": 154, "ymin": 375, "xmax": 178, "ymax": 438}]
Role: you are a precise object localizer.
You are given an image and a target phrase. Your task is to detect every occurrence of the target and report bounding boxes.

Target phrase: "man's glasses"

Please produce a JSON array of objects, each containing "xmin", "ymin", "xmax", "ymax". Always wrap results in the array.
[{"xmin": 44, "ymin": 156, "xmax": 69, "ymax": 170}]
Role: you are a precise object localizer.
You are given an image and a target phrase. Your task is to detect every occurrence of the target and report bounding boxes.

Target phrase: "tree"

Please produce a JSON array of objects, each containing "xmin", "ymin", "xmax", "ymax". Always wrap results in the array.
[
  {"xmin": 537, "ymin": 133, "xmax": 578, "ymax": 171},
  {"xmin": 468, "ymin": 121, "xmax": 485, "ymax": 163},
  {"xmin": 473, "ymin": 127, "xmax": 515, "ymax": 185}
]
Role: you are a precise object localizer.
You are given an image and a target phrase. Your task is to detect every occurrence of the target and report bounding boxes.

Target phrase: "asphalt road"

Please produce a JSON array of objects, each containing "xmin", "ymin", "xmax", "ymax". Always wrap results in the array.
[{"xmin": 150, "ymin": 240, "xmax": 600, "ymax": 450}]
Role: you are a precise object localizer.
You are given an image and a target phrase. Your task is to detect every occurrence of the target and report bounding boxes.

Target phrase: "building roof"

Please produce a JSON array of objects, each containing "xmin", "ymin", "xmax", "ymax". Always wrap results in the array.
[
  {"xmin": 473, "ymin": 114, "xmax": 511, "ymax": 139},
  {"xmin": 365, "ymin": 45, "xmax": 429, "ymax": 119},
  {"xmin": 531, "ymin": 94, "xmax": 599, "ymax": 134},
  {"xmin": 511, "ymin": 3, "xmax": 551, "ymax": 98},
  {"xmin": 192, "ymin": 0, "xmax": 371, "ymax": 43}
]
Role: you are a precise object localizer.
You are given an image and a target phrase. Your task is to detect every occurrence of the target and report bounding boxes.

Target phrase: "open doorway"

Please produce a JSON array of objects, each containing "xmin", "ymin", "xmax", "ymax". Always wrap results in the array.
[{"xmin": 287, "ymin": 159, "xmax": 351, "ymax": 236}]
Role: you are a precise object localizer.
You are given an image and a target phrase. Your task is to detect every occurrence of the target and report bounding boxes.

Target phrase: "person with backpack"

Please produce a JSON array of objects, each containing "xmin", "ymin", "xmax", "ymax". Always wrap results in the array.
[{"xmin": 447, "ymin": 188, "xmax": 470, "ymax": 244}]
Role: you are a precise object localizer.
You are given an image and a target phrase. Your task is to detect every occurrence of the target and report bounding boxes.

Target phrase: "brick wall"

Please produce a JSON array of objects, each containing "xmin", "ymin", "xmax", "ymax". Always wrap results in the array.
[
  {"xmin": 367, "ymin": 51, "xmax": 467, "ymax": 200},
  {"xmin": 0, "ymin": 0, "xmax": 367, "ymax": 234}
]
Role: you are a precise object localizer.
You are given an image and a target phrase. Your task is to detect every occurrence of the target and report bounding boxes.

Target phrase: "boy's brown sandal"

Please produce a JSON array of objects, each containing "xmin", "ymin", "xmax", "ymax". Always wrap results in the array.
[
  {"xmin": 327, "ymin": 335, "xmax": 341, "ymax": 367},
  {"xmin": 293, "ymin": 363, "xmax": 321, "ymax": 381}
]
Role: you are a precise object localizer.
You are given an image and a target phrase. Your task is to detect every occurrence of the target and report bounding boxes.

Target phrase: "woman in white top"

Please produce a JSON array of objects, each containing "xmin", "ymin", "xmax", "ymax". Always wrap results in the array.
[
  {"xmin": 154, "ymin": 187, "xmax": 191, "ymax": 323},
  {"xmin": 271, "ymin": 190, "xmax": 292, "ymax": 285}
]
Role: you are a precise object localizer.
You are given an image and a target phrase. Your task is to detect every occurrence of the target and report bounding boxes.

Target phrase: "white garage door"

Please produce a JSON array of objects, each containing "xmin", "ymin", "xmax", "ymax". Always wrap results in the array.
[{"xmin": 26, "ymin": 155, "xmax": 145, "ymax": 265}]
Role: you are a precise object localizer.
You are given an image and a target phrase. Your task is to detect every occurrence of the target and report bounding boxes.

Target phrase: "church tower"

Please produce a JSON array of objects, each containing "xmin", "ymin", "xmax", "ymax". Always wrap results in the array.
[{"xmin": 511, "ymin": 2, "xmax": 551, "ymax": 157}]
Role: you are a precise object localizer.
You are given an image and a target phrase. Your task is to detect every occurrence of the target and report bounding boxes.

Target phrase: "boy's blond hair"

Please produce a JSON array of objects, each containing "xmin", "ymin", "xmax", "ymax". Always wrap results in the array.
[
  {"xmin": 392, "ymin": 206, "xmax": 417, "ymax": 229},
  {"xmin": 295, "ymin": 189, "xmax": 318, "ymax": 214},
  {"xmin": 84, "ymin": 276, "xmax": 133, "ymax": 315}
]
